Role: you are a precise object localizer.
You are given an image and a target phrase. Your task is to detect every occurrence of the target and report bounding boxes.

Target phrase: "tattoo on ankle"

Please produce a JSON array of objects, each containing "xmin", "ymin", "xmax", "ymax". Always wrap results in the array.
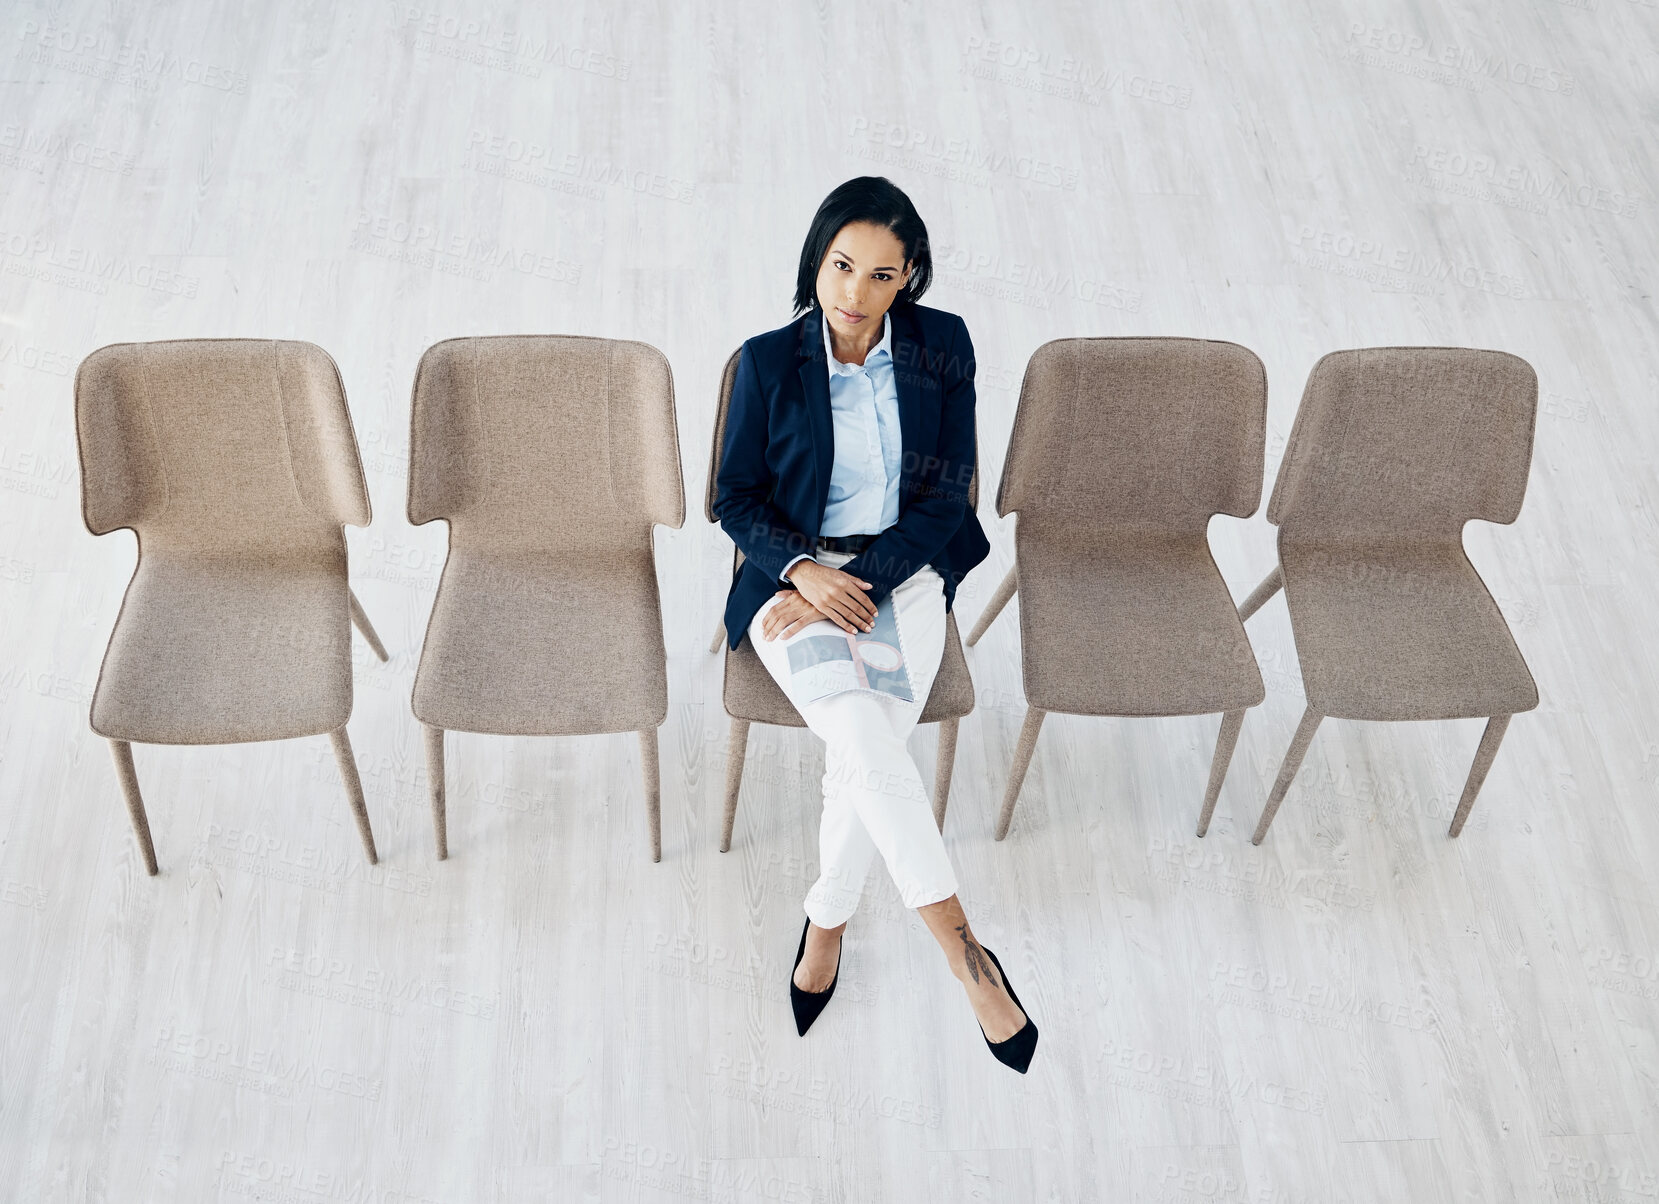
[{"xmin": 955, "ymin": 924, "xmax": 997, "ymax": 986}]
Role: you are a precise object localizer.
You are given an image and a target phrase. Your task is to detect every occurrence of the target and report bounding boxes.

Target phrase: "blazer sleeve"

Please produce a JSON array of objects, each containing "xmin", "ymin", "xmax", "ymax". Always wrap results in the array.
[
  {"xmin": 712, "ymin": 339, "xmax": 816, "ymax": 585},
  {"xmin": 835, "ymin": 315, "xmax": 977, "ymax": 608}
]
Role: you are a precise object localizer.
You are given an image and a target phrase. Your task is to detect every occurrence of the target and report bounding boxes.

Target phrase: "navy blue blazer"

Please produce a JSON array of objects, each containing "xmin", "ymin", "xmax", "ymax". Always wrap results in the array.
[{"xmin": 713, "ymin": 297, "xmax": 991, "ymax": 651}]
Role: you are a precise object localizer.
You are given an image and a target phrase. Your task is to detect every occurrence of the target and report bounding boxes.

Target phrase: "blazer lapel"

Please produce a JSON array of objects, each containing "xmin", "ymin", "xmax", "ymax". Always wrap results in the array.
[
  {"xmin": 797, "ymin": 311, "xmax": 833, "ymax": 528},
  {"xmin": 889, "ymin": 301, "xmax": 923, "ymax": 517}
]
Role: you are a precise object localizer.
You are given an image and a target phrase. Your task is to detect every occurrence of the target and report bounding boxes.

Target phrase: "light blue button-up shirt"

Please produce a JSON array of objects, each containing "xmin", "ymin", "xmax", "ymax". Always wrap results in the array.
[{"xmin": 779, "ymin": 310, "xmax": 904, "ymax": 581}]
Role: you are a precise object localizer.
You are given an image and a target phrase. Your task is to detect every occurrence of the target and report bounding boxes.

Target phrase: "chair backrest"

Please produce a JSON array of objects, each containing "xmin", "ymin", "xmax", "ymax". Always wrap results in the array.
[
  {"xmin": 704, "ymin": 347, "xmax": 745, "ymax": 524},
  {"xmin": 1266, "ymin": 347, "xmax": 1537, "ymax": 539},
  {"xmin": 705, "ymin": 344, "xmax": 982, "ymax": 535},
  {"xmin": 995, "ymin": 337, "xmax": 1265, "ymax": 529},
  {"xmin": 409, "ymin": 335, "xmax": 684, "ymax": 547},
  {"xmin": 75, "ymin": 339, "xmax": 370, "ymax": 552}
]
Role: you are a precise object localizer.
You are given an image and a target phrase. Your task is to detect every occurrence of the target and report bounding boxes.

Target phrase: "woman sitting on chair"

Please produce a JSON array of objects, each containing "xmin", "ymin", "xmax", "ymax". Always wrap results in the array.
[{"xmin": 713, "ymin": 175, "xmax": 1037, "ymax": 1072}]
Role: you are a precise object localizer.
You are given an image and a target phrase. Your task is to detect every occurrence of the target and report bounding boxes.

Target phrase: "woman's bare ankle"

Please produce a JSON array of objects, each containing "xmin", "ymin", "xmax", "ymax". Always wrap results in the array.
[
  {"xmin": 917, "ymin": 897, "xmax": 993, "ymax": 983},
  {"xmin": 949, "ymin": 922, "xmax": 1001, "ymax": 988}
]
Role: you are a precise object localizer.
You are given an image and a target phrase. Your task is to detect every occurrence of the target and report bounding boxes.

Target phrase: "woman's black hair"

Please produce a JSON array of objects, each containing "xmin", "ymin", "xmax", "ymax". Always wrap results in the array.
[{"xmin": 792, "ymin": 176, "xmax": 932, "ymax": 315}]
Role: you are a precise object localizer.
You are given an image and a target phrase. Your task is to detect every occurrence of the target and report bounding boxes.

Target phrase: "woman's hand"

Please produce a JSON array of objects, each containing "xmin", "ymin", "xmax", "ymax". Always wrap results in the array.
[
  {"xmin": 787, "ymin": 560, "xmax": 877, "ymax": 634},
  {"xmin": 763, "ymin": 561, "xmax": 876, "ymax": 639},
  {"xmin": 760, "ymin": 591, "xmax": 829, "ymax": 641}
]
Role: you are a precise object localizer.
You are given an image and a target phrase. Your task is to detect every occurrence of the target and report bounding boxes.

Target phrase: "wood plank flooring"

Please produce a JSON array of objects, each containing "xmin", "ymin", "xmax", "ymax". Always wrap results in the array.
[{"xmin": 1, "ymin": 0, "xmax": 1656, "ymax": 1199}]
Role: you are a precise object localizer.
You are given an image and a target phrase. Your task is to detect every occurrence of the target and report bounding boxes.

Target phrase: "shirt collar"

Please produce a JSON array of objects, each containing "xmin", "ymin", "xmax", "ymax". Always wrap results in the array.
[{"xmin": 822, "ymin": 309, "xmax": 892, "ymax": 376}]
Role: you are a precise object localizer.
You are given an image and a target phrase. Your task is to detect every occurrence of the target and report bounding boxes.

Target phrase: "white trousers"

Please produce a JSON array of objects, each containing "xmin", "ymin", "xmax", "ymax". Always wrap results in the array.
[{"xmin": 747, "ymin": 547, "xmax": 960, "ymax": 927}]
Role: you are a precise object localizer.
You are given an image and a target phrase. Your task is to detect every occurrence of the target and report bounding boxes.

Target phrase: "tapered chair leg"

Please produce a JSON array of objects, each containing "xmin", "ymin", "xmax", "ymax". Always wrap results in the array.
[
  {"xmin": 965, "ymin": 566, "xmax": 1018, "ymax": 647},
  {"xmin": 719, "ymin": 717, "xmax": 751, "ymax": 853},
  {"xmin": 639, "ymin": 726, "xmax": 662, "ymax": 862},
  {"xmin": 424, "ymin": 724, "xmax": 447, "ymax": 860},
  {"xmin": 108, "ymin": 739, "xmax": 159, "ymax": 876},
  {"xmin": 1251, "ymin": 707, "xmax": 1322, "ymax": 845},
  {"xmin": 347, "ymin": 587, "xmax": 389, "ymax": 662},
  {"xmin": 933, "ymin": 717, "xmax": 960, "ymax": 832},
  {"xmin": 330, "ymin": 726, "xmax": 378, "ymax": 864},
  {"xmin": 1237, "ymin": 565, "xmax": 1284, "ymax": 621},
  {"xmin": 996, "ymin": 708, "xmax": 1047, "ymax": 841},
  {"xmin": 708, "ymin": 620, "xmax": 727, "ymax": 654},
  {"xmin": 1196, "ymin": 709, "xmax": 1248, "ymax": 837},
  {"xmin": 1449, "ymin": 714, "xmax": 1512, "ymax": 838}
]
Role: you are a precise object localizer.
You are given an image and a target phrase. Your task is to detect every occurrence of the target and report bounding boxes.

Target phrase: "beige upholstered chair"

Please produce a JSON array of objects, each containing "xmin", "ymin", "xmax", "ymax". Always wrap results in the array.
[
  {"xmin": 408, "ymin": 336, "xmax": 684, "ymax": 863},
  {"xmin": 970, "ymin": 338, "xmax": 1268, "ymax": 840},
  {"xmin": 75, "ymin": 339, "xmax": 389, "ymax": 876},
  {"xmin": 1236, "ymin": 347, "xmax": 1539, "ymax": 844},
  {"xmin": 706, "ymin": 349, "xmax": 979, "ymax": 851}
]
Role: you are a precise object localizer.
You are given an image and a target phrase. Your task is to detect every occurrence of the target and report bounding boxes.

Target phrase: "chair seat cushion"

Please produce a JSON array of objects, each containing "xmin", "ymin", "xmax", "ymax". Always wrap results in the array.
[
  {"xmin": 1280, "ymin": 537, "xmax": 1538, "ymax": 721},
  {"xmin": 724, "ymin": 612, "xmax": 974, "ymax": 726},
  {"xmin": 91, "ymin": 548, "xmax": 353, "ymax": 744},
  {"xmin": 412, "ymin": 548, "xmax": 668, "ymax": 735},
  {"xmin": 1015, "ymin": 530, "xmax": 1265, "ymax": 717}
]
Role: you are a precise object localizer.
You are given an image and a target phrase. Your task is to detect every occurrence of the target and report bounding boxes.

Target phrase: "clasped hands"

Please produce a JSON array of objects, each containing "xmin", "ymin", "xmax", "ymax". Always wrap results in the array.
[{"xmin": 760, "ymin": 559, "xmax": 877, "ymax": 641}]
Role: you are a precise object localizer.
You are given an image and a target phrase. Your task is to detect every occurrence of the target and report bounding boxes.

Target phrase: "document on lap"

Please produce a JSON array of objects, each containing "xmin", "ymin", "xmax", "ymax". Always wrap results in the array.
[{"xmin": 784, "ymin": 591, "xmax": 915, "ymax": 705}]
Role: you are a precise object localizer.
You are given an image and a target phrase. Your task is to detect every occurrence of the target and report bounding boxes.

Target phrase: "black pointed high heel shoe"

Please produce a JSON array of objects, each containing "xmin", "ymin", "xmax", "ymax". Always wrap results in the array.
[
  {"xmin": 789, "ymin": 916, "xmax": 841, "ymax": 1036},
  {"xmin": 976, "ymin": 946, "xmax": 1039, "ymax": 1073}
]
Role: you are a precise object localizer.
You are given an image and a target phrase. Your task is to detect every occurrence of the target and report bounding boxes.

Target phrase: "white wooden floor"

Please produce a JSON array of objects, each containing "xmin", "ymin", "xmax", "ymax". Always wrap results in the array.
[{"xmin": 2, "ymin": 0, "xmax": 1656, "ymax": 1199}]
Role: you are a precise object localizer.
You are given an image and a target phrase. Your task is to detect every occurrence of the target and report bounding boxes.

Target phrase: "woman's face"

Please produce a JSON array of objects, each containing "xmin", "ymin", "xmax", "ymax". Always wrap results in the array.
[{"xmin": 815, "ymin": 221, "xmax": 912, "ymax": 341}]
